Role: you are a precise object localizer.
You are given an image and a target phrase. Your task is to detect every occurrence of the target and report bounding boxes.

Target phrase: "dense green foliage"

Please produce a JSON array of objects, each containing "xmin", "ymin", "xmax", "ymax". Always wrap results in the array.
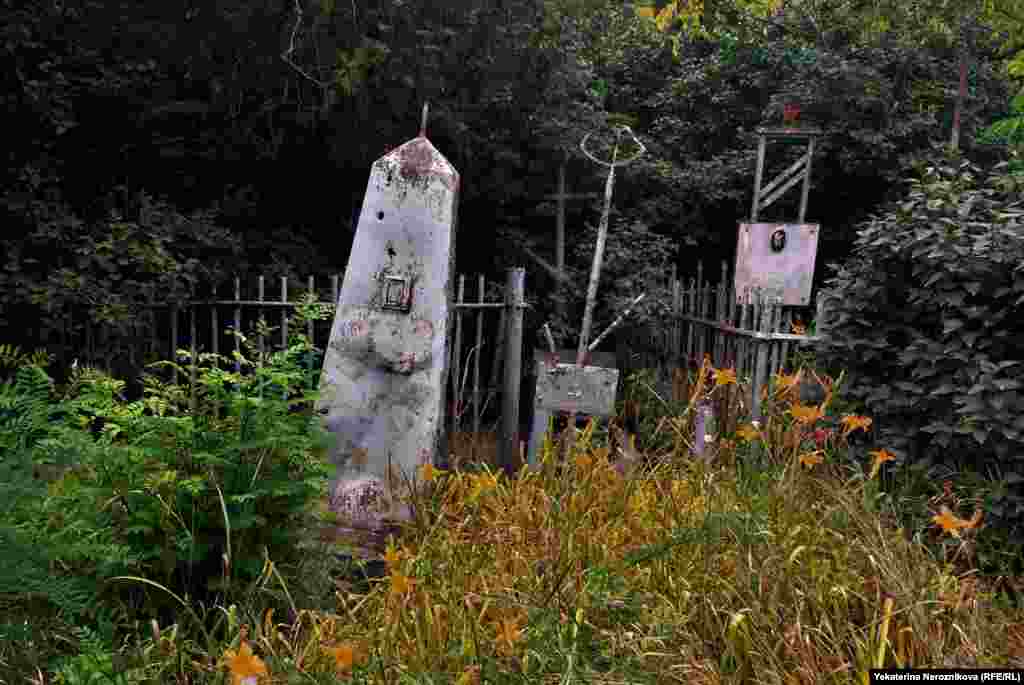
[
  {"xmin": 0, "ymin": 300, "xmax": 337, "ymax": 676},
  {"xmin": 815, "ymin": 146, "xmax": 1024, "ymax": 566}
]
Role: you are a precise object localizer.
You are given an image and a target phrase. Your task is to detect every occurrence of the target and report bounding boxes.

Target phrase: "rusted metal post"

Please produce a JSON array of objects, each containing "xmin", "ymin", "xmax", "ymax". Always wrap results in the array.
[
  {"xmin": 500, "ymin": 267, "xmax": 525, "ymax": 476},
  {"xmin": 750, "ymin": 134, "xmax": 767, "ymax": 221}
]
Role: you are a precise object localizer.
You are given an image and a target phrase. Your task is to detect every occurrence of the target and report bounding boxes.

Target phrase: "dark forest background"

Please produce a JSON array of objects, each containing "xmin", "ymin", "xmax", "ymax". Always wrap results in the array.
[{"xmin": 2, "ymin": 0, "xmax": 1022, "ymax": 393}]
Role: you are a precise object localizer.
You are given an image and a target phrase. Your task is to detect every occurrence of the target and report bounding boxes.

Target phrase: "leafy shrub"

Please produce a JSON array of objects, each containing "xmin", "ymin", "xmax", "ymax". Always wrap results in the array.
[
  {"xmin": 0, "ymin": 294, "xmax": 337, "ymax": 640},
  {"xmin": 815, "ymin": 144, "xmax": 1024, "ymax": 566}
]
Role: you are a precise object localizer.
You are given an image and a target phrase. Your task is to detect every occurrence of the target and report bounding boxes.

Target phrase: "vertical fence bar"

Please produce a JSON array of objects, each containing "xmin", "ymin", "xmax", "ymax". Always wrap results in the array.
[
  {"xmin": 727, "ymin": 280, "xmax": 738, "ymax": 372},
  {"xmin": 189, "ymin": 290, "xmax": 198, "ymax": 415},
  {"xmin": 211, "ymin": 282, "xmax": 221, "ymax": 420},
  {"xmin": 779, "ymin": 307, "xmax": 792, "ymax": 373},
  {"xmin": 672, "ymin": 276, "xmax": 681, "ymax": 371},
  {"xmin": 170, "ymin": 302, "xmax": 179, "ymax": 386},
  {"xmin": 765, "ymin": 296, "xmax": 778, "ymax": 380},
  {"xmin": 234, "ymin": 277, "xmax": 242, "ymax": 377},
  {"xmin": 452, "ymin": 275, "xmax": 465, "ymax": 436},
  {"xmin": 815, "ymin": 292, "xmax": 828, "ymax": 341},
  {"xmin": 473, "ymin": 275, "xmax": 484, "ymax": 448},
  {"xmin": 148, "ymin": 296, "xmax": 156, "ymax": 372},
  {"xmin": 686, "ymin": 277, "xmax": 696, "ymax": 369},
  {"xmin": 281, "ymin": 276, "xmax": 289, "ymax": 349},
  {"xmin": 307, "ymin": 276, "xmax": 315, "ymax": 391},
  {"xmin": 486, "ymin": 307, "xmax": 506, "ymax": 420},
  {"xmin": 695, "ymin": 261, "xmax": 704, "ymax": 365},
  {"xmin": 752, "ymin": 289, "xmax": 770, "ymax": 422},
  {"xmin": 85, "ymin": 319, "xmax": 92, "ymax": 369},
  {"xmin": 717, "ymin": 260, "xmax": 728, "ymax": 368},
  {"xmin": 281, "ymin": 276, "xmax": 288, "ymax": 401},
  {"xmin": 499, "ymin": 267, "xmax": 525, "ymax": 476},
  {"xmin": 258, "ymin": 275, "xmax": 265, "ymax": 399}
]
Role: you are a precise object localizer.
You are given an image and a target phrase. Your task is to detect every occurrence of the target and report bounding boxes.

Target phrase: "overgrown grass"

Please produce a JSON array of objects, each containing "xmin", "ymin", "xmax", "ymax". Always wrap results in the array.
[{"xmin": 2, "ymin": 322, "xmax": 1023, "ymax": 684}]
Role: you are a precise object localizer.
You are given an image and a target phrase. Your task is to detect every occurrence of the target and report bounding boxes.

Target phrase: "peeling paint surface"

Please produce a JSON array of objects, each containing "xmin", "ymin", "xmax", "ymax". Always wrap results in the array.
[
  {"xmin": 316, "ymin": 135, "xmax": 457, "ymax": 549},
  {"xmin": 734, "ymin": 223, "xmax": 819, "ymax": 306}
]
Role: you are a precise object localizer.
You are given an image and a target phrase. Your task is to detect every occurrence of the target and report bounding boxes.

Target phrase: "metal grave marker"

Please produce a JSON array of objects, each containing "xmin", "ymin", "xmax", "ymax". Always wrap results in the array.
[
  {"xmin": 735, "ymin": 127, "xmax": 822, "ymax": 306},
  {"xmin": 316, "ymin": 104, "xmax": 458, "ymax": 540},
  {"xmin": 526, "ymin": 355, "xmax": 619, "ymax": 466},
  {"xmin": 734, "ymin": 222, "xmax": 820, "ymax": 306},
  {"xmin": 526, "ymin": 127, "xmax": 647, "ymax": 468}
]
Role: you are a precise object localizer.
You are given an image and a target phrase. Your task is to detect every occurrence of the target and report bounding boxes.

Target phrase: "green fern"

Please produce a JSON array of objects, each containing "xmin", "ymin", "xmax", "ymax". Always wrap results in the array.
[{"xmin": 0, "ymin": 343, "xmax": 53, "ymax": 379}]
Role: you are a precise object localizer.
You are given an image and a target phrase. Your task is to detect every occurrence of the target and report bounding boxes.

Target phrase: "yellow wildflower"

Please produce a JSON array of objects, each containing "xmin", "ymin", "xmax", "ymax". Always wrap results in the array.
[
  {"xmin": 868, "ymin": 449, "xmax": 896, "ymax": 479},
  {"xmin": 713, "ymin": 367, "xmax": 737, "ymax": 387},
  {"xmin": 223, "ymin": 640, "xmax": 267, "ymax": 685}
]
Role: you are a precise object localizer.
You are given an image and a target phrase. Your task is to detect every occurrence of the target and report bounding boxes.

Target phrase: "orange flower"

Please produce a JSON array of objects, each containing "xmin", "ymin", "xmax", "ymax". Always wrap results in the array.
[
  {"xmin": 799, "ymin": 451, "xmax": 824, "ymax": 468},
  {"xmin": 324, "ymin": 642, "xmax": 366, "ymax": 674},
  {"xmin": 791, "ymin": 320, "xmax": 807, "ymax": 336},
  {"xmin": 223, "ymin": 641, "xmax": 267, "ymax": 685},
  {"xmin": 574, "ymin": 453, "xmax": 594, "ymax": 470},
  {"xmin": 840, "ymin": 414, "xmax": 872, "ymax": 436},
  {"xmin": 418, "ymin": 462, "xmax": 444, "ymax": 483},
  {"xmin": 932, "ymin": 506, "xmax": 970, "ymax": 538},
  {"xmin": 470, "ymin": 471, "xmax": 499, "ymax": 499},
  {"xmin": 713, "ymin": 367, "xmax": 737, "ymax": 387},
  {"xmin": 736, "ymin": 423, "xmax": 760, "ymax": 442},
  {"xmin": 389, "ymin": 570, "xmax": 414, "ymax": 597},
  {"xmin": 494, "ymin": 617, "xmax": 524, "ymax": 655},
  {"xmin": 774, "ymin": 371, "xmax": 802, "ymax": 397},
  {"xmin": 789, "ymin": 403, "xmax": 824, "ymax": 425},
  {"xmin": 383, "ymin": 544, "xmax": 404, "ymax": 570},
  {"xmin": 868, "ymin": 449, "xmax": 896, "ymax": 479}
]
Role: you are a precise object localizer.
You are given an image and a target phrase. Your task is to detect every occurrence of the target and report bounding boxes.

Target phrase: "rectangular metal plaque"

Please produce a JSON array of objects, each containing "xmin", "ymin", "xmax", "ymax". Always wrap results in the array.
[
  {"xmin": 535, "ymin": 363, "xmax": 619, "ymax": 416},
  {"xmin": 734, "ymin": 222, "xmax": 819, "ymax": 306}
]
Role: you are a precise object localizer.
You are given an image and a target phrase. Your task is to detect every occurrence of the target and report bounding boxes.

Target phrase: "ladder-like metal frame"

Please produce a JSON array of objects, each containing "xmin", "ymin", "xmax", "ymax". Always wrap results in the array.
[{"xmin": 749, "ymin": 127, "xmax": 822, "ymax": 223}]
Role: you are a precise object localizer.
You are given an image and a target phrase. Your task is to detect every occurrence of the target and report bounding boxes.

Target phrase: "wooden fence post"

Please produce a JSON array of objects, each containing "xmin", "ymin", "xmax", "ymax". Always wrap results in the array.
[{"xmin": 499, "ymin": 267, "xmax": 525, "ymax": 476}]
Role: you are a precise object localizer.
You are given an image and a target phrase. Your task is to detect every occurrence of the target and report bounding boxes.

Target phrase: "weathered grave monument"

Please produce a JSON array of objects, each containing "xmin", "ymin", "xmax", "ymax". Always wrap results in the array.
[
  {"xmin": 734, "ymin": 127, "xmax": 822, "ymax": 307},
  {"xmin": 316, "ymin": 104, "xmax": 458, "ymax": 549},
  {"xmin": 526, "ymin": 127, "xmax": 647, "ymax": 467},
  {"xmin": 733, "ymin": 125, "xmax": 823, "ymax": 426}
]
